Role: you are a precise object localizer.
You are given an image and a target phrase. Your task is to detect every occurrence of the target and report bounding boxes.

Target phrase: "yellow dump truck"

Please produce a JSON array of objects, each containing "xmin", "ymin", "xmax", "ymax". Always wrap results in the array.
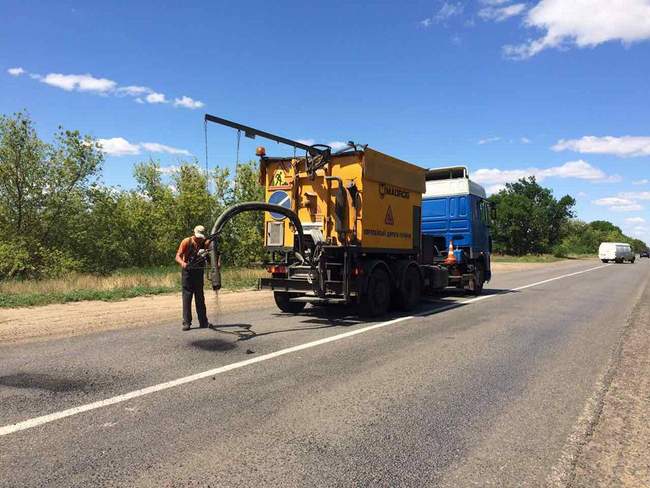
[{"xmin": 206, "ymin": 114, "xmax": 491, "ymax": 316}]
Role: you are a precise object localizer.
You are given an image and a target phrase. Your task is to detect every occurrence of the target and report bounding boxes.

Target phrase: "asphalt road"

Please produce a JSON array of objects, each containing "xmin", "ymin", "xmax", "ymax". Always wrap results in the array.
[{"xmin": 1, "ymin": 259, "xmax": 648, "ymax": 487}]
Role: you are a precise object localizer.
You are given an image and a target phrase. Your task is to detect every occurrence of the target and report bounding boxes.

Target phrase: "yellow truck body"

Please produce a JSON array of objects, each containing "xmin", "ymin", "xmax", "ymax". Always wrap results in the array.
[{"xmin": 261, "ymin": 148, "xmax": 426, "ymax": 251}]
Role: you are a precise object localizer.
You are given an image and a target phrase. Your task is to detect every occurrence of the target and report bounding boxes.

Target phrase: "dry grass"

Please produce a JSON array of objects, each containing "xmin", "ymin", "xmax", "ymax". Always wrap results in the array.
[
  {"xmin": 491, "ymin": 254, "xmax": 593, "ymax": 263},
  {"xmin": 0, "ymin": 266, "xmax": 266, "ymax": 308}
]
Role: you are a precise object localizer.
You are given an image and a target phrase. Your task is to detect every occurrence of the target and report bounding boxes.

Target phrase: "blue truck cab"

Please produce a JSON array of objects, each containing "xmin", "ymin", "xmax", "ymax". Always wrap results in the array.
[{"xmin": 421, "ymin": 166, "xmax": 492, "ymax": 285}]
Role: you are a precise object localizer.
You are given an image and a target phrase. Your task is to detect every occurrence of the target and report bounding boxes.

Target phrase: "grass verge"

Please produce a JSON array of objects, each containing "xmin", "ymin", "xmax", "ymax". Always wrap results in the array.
[
  {"xmin": 0, "ymin": 266, "xmax": 266, "ymax": 308},
  {"xmin": 491, "ymin": 254, "xmax": 593, "ymax": 263}
]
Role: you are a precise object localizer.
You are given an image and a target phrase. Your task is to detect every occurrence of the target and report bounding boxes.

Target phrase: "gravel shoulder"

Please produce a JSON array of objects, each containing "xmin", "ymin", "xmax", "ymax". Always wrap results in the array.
[
  {"xmin": 0, "ymin": 260, "xmax": 591, "ymax": 344},
  {"xmin": 0, "ymin": 289, "xmax": 273, "ymax": 344},
  {"xmin": 569, "ymin": 275, "xmax": 650, "ymax": 487}
]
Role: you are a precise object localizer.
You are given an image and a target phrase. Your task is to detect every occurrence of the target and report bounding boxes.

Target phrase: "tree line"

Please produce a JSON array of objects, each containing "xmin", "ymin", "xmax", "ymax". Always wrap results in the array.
[
  {"xmin": 0, "ymin": 112, "xmax": 264, "ymax": 279},
  {"xmin": 0, "ymin": 112, "xmax": 646, "ymax": 279},
  {"xmin": 488, "ymin": 177, "xmax": 647, "ymax": 255}
]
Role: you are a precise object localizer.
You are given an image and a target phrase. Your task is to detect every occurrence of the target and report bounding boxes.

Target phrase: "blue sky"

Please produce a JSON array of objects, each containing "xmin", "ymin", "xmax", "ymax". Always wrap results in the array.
[{"xmin": 2, "ymin": 0, "xmax": 650, "ymax": 242}]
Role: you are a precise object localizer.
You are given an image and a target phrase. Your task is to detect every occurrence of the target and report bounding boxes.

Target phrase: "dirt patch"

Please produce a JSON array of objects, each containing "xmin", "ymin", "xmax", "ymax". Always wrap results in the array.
[
  {"xmin": 0, "ymin": 289, "xmax": 274, "ymax": 344},
  {"xmin": 569, "ymin": 281, "xmax": 650, "ymax": 487}
]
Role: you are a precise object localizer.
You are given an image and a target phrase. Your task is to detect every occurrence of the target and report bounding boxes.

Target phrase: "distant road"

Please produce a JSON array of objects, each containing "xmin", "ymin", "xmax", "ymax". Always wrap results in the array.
[{"xmin": 1, "ymin": 259, "xmax": 648, "ymax": 487}]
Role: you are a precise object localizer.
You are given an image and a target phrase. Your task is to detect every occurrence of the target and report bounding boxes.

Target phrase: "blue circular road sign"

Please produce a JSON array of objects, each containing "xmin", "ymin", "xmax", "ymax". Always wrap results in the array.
[{"xmin": 268, "ymin": 190, "xmax": 291, "ymax": 220}]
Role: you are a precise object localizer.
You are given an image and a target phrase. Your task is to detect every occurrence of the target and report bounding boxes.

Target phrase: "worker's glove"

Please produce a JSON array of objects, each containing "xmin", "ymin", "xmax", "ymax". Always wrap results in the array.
[{"xmin": 197, "ymin": 249, "xmax": 209, "ymax": 258}]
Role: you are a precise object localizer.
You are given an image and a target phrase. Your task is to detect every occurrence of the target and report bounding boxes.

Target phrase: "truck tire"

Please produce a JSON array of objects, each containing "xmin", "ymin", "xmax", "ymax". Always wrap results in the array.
[
  {"xmin": 395, "ymin": 266, "xmax": 421, "ymax": 311},
  {"xmin": 630, "ymin": 257, "xmax": 635, "ymax": 263},
  {"xmin": 360, "ymin": 267, "xmax": 391, "ymax": 317},
  {"xmin": 601, "ymin": 259, "xmax": 608, "ymax": 263},
  {"xmin": 274, "ymin": 292, "xmax": 307, "ymax": 314},
  {"xmin": 466, "ymin": 262, "xmax": 485, "ymax": 296}
]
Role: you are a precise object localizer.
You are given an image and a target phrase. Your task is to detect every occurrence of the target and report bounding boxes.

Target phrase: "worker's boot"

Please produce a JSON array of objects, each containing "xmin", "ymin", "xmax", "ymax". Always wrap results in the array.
[{"xmin": 182, "ymin": 322, "xmax": 191, "ymax": 331}]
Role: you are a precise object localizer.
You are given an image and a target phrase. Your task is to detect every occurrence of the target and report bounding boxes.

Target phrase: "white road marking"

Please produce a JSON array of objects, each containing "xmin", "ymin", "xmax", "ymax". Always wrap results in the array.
[
  {"xmin": 0, "ymin": 263, "xmax": 609, "ymax": 437},
  {"xmin": 278, "ymin": 194, "xmax": 290, "ymax": 207},
  {"xmin": 511, "ymin": 264, "xmax": 609, "ymax": 291}
]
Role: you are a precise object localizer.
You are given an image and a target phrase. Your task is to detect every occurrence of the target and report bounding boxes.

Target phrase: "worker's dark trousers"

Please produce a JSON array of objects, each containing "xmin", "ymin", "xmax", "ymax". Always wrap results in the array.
[{"xmin": 182, "ymin": 268, "xmax": 208, "ymax": 327}]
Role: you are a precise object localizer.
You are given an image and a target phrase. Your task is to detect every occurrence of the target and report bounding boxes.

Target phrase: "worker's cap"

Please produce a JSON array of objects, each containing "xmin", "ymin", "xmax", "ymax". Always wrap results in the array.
[{"xmin": 193, "ymin": 225, "xmax": 206, "ymax": 239}]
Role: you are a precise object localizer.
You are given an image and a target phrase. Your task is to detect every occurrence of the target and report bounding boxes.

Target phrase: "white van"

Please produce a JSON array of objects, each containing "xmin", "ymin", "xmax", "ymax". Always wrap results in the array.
[{"xmin": 598, "ymin": 242, "xmax": 635, "ymax": 263}]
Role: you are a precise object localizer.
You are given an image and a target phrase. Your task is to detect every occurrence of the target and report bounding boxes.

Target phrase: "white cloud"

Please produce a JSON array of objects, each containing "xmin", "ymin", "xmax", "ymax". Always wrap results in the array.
[
  {"xmin": 539, "ymin": 160, "xmax": 611, "ymax": 181},
  {"xmin": 479, "ymin": 3, "xmax": 526, "ymax": 22},
  {"xmin": 593, "ymin": 197, "xmax": 635, "ymax": 206},
  {"xmin": 420, "ymin": 2, "xmax": 463, "ymax": 27},
  {"xmin": 145, "ymin": 92, "xmax": 167, "ymax": 104},
  {"xmin": 592, "ymin": 196, "xmax": 644, "ymax": 212},
  {"xmin": 552, "ymin": 135, "xmax": 650, "ymax": 157},
  {"xmin": 297, "ymin": 139, "xmax": 351, "ymax": 152},
  {"xmin": 504, "ymin": 0, "xmax": 650, "ymax": 59},
  {"xmin": 478, "ymin": 136, "xmax": 501, "ymax": 145},
  {"xmin": 117, "ymin": 85, "xmax": 151, "ymax": 96},
  {"xmin": 619, "ymin": 191, "xmax": 650, "ymax": 200},
  {"xmin": 626, "ymin": 217, "xmax": 646, "ymax": 223},
  {"xmin": 480, "ymin": 0, "xmax": 510, "ymax": 4},
  {"xmin": 436, "ymin": 2, "xmax": 464, "ymax": 21},
  {"xmin": 520, "ymin": 137, "xmax": 531, "ymax": 144},
  {"xmin": 97, "ymin": 137, "xmax": 141, "ymax": 156},
  {"xmin": 13, "ymin": 68, "xmax": 203, "ymax": 109},
  {"xmin": 173, "ymin": 96, "xmax": 204, "ymax": 109},
  {"xmin": 328, "ymin": 141, "xmax": 350, "ymax": 151},
  {"xmin": 474, "ymin": 168, "xmax": 529, "ymax": 185},
  {"xmin": 140, "ymin": 142, "xmax": 191, "ymax": 156},
  {"xmin": 7, "ymin": 67, "xmax": 25, "ymax": 76},
  {"xmin": 486, "ymin": 184, "xmax": 507, "ymax": 194},
  {"xmin": 473, "ymin": 160, "xmax": 619, "ymax": 188},
  {"xmin": 40, "ymin": 73, "xmax": 117, "ymax": 93},
  {"xmin": 611, "ymin": 204, "xmax": 644, "ymax": 212},
  {"xmin": 98, "ymin": 138, "xmax": 190, "ymax": 157},
  {"xmin": 633, "ymin": 179, "xmax": 649, "ymax": 185}
]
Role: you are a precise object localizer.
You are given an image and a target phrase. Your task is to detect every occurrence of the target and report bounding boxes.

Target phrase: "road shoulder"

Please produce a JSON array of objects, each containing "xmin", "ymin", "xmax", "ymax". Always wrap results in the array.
[
  {"xmin": 570, "ymin": 276, "xmax": 650, "ymax": 487},
  {"xmin": 0, "ymin": 289, "xmax": 273, "ymax": 344},
  {"xmin": 0, "ymin": 260, "xmax": 594, "ymax": 345}
]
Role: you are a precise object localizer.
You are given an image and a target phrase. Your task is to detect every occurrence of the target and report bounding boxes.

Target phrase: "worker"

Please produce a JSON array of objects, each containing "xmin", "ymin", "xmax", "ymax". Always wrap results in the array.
[{"xmin": 175, "ymin": 225, "xmax": 212, "ymax": 331}]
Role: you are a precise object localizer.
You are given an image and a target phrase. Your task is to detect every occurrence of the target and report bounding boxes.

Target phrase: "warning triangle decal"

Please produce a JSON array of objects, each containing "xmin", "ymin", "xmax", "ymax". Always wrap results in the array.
[{"xmin": 385, "ymin": 205, "xmax": 394, "ymax": 225}]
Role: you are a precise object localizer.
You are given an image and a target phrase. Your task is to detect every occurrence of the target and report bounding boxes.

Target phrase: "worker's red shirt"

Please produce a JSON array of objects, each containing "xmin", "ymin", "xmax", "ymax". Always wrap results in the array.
[{"xmin": 176, "ymin": 237, "xmax": 210, "ymax": 264}]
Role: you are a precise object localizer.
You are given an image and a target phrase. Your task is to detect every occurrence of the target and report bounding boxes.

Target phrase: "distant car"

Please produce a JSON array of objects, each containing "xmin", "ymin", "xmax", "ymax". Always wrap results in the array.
[
  {"xmin": 598, "ymin": 242, "xmax": 635, "ymax": 263},
  {"xmin": 641, "ymin": 250, "xmax": 649, "ymax": 258}
]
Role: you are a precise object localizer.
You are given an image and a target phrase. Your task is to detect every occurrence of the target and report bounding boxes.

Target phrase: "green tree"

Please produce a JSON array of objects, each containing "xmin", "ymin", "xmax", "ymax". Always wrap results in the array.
[
  {"xmin": 0, "ymin": 112, "xmax": 103, "ymax": 277},
  {"xmin": 489, "ymin": 177, "xmax": 575, "ymax": 255},
  {"xmin": 211, "ymin": 161, "xmax": 265, "ymax": 266}
]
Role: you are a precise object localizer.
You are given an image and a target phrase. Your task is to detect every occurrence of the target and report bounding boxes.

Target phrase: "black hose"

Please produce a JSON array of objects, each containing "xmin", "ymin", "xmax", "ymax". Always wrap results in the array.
[{"xmin": 208, "ymin": 202, "xmax": 306, "ymax": 290}]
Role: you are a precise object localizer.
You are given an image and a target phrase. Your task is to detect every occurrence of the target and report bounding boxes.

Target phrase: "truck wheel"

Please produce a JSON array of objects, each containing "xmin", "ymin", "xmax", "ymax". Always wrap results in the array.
[
  {"xmin": 630, "ymin": 258, "xmax": 635, "ymax": 263},
  {"xmin": 601, "ymin": 259, "xmax": 608, "ymax": 263},
  {"xmin": 467, "ymin": 262, "xmax": 485, "ymax": 296},
  {"xmin": 274, "ymin": 292, "xmax": 306, "ymax": 314},
  {"xmin": 360, "ymin": 268, "xmax": 391, "ymax": 317},
  {"xmin": 395, "ymin": 266, "xmax": 421, "ymax": 311}
]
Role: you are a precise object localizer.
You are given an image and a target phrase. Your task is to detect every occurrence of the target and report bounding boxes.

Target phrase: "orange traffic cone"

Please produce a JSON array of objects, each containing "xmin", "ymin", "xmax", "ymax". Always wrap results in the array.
[{"xmin": 445, "ymin": 241, "xmax": 457, "ymax": 265}]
